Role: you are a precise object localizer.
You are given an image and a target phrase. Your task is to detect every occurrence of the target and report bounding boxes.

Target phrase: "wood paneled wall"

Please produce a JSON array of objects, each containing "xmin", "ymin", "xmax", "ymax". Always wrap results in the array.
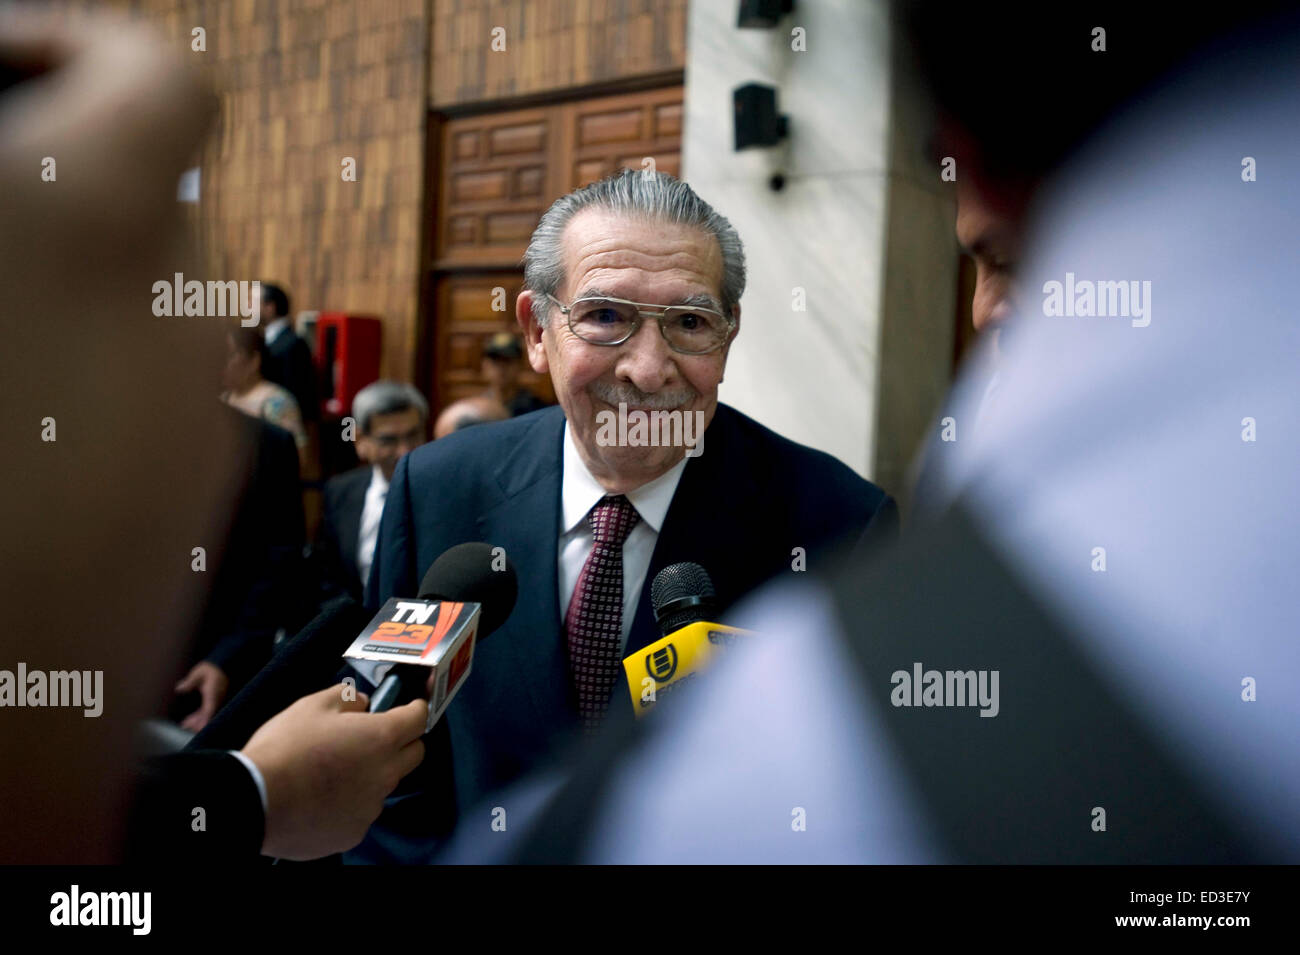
[
  {"xmin": 434, "ymin": 86, "xmax": 682, "ymax": 270},
  {"xmin": 107, "ymin": 0, "xmax": 688, "ymax": 385},
  {"xmin": 124, "ymin": 0, "xmax": 430, "ymax": 383},
  {"xmin": 430, "ymin": 0, "xmax": 687, "ymax": 108}
]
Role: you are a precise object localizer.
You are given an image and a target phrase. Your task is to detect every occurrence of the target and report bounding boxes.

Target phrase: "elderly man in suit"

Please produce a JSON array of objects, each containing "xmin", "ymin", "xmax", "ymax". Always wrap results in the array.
[{"xmin": 354, "ymin": 169, "xmax": 897, "ymax": 862}]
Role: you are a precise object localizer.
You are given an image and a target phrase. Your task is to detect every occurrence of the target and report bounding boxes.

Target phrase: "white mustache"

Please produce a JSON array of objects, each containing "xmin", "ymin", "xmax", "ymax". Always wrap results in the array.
[{"xmin": 588, "ymin": 381, "xmax": 697, "ymax": 410}]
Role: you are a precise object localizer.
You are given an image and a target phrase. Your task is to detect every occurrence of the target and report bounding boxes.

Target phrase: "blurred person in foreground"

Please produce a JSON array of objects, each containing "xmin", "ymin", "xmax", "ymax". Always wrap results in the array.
[
  {"xmin": 313, "ymin": 380, "xmax": 428, "ymax": 607},
  {"xmin": 0, "ymin": 7, "xmax": 427, "ymax": 863},
  {"xmin": 911, "ymin": 5, "xmax": 1242, "ymax": 502},
  {"xmin": 440, "ymin": 2, "xmax": 1300, "ymax": 864}
]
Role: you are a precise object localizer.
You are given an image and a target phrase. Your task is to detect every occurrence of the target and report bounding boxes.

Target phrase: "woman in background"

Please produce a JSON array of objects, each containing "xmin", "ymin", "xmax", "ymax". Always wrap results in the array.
[{"xmin": 221, "ymin": 325, "xmax": 308, "ymax": 460}]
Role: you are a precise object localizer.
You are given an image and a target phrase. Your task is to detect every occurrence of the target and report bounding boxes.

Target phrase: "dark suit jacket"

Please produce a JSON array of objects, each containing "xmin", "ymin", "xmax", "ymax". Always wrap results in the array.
[
  {"xmin": 312, "ymin": 465, "xmax": 371, "ymax": 604},
  {"xmin": 192, "ymin": 409, "xmax": 307, "ymax": 695},
  {"xmin": 263, "ymin": 327, "xmax": 318, "ymax": 423},
  {"xmin": 355, "ymin": 402, "xmax": 897, "ymax": 861},
  {"xmin": 128, "ymin": 750, "xmax": 264, "ymax": 863}
]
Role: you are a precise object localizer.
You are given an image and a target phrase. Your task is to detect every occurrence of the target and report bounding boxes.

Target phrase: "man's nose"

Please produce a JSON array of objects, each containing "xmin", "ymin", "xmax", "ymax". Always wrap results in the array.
[
  {"xmin": 614, "ymin": 318, "xmax": 676, "ymax": 393},
  {"xmin": 974, "ymin": 278, "xmax": 1015, "ymax": 333},
  {"xmin": 986, "ymin": 291, "xmax": 1014, "ymax": 327}
]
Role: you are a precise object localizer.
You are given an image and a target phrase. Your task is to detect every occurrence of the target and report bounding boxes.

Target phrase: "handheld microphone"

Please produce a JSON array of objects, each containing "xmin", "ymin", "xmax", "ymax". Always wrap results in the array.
[
  {"xmin": 346, "ymin": 542, "xmax": 518, "ymax": 730},
  {"xmin": 623, "ymin": 562, "xmax": 752, "ymax": 715}
]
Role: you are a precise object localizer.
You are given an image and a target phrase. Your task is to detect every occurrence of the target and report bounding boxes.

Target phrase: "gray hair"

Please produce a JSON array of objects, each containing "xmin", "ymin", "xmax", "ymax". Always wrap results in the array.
[
  {"xmin": 352, "ymin": 380, "xmax": 429, "ymax": 434},
  {"xmin": 522, "ymin": 169, "xmax": 746, "ymax": 326}
]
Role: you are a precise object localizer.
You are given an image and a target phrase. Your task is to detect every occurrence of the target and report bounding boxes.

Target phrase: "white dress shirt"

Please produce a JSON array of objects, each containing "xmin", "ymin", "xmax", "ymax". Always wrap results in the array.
[
  {"xmin": 356, "ymin": 465, "xmax": 389, "ymax": 590},
  {"xmin": 558, "ymin": 422, "xmax": 688, "ymax": 656}
]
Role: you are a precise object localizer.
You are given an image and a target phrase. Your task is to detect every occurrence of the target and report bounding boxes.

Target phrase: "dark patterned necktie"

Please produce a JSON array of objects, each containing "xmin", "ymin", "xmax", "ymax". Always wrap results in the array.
[{"xmin": 565, "ymin": 494, "xmax": 641, "ymax": 729}]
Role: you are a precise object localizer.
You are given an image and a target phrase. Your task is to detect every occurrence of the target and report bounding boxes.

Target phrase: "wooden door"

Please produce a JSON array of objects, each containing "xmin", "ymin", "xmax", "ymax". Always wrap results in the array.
[{"xmin": 424, "ymin": 85, "xmax": 684, "ymax": 414}]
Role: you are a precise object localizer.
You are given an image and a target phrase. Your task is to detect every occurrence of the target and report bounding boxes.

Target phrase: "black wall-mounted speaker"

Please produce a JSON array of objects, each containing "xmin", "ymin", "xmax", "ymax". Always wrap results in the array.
[
  {"xmin": 733, "ymin": 83, "xmax": 789, "ymax": 150},
  {"xmin": 737, "ymin": 0, "xmax": 795, "ymax": 29}
]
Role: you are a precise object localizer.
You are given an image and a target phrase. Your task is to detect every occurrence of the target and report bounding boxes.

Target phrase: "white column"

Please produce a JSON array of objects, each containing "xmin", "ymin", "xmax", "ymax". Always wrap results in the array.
[{"xmin": 682, "ymin": 0, "xmax": 955, "ymax": 494}]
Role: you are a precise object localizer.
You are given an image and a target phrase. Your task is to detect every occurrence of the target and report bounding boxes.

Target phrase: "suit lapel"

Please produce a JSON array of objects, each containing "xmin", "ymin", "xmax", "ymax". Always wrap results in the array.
[
  {"xmin": 625, "ymin": 406, "xmax": 740, "ymax": 657},
  {"xmin": 475, "ymin": 409, "xmax": 570, "ymax": 728},
  {"xmin": 340, "ymin": 468, "xmax": 369, "ymax": 587}
]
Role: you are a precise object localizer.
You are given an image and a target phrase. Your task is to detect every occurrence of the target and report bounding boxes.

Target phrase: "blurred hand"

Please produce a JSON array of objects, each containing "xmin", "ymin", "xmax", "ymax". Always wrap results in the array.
[
  {"xmin": 242, "ymin": 686, "xmax": 428, "ymax": 861},
  {"xmin": 0, "ymin": 6, "xmax": 230, "ymax": 863},
  {"xmin": 175, "ymin": 661, "xmax": 230, "ymax": 733},
  {"xmin": 0, "ymin": 5, "xmax": 218, "ymax": 254}
]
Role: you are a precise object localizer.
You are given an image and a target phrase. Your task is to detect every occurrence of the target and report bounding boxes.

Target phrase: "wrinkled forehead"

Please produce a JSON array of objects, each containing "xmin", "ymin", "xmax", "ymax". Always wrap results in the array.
[{"xmin": 559, "ymin": 208, "xmax": 724, "ymax": 306}]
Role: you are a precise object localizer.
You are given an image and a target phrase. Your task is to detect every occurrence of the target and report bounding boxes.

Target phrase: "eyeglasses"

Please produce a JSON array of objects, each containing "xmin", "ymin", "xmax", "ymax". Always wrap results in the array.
[
  {"xmin": 547, "ymin": 294, "xmax": 735, "ymax": 355},
  {"xmin": 370, "ymin": 428, "xmax": 423, "ymax": 449}
]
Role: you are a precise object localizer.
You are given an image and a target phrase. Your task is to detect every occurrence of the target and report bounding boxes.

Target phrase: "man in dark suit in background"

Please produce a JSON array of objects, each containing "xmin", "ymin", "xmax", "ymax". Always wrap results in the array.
[
  {"xmin": 354, "ymin": 169, "xmax": 897, "ymax": 861},
  {"xmin": 257, "ymin": 281, "xmax": 318, "ymax": 426},
  {"xmin": 313, "ymin": 380, "xmax": 428, "ymax": 606},
  {"xmin": 172, "ymin": 406, "xmax": 307, "ymax": 732}
]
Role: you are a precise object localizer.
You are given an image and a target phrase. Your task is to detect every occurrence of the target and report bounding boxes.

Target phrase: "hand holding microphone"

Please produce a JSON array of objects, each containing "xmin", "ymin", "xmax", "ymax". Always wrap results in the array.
[
  {"xmin": 142, "ymin": 543, "xmax": 518, "ymax": 862},
  {"xmin": 246, "ymin": 542, "xmax": 517, "ymax": 860},
  {"xmin": 242, "ymin": 686, "xmax": 428, "ymax": 861}
]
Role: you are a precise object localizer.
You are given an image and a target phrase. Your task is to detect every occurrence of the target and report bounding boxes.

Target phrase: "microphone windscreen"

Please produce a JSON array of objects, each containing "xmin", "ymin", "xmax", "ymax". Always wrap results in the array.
[
  {"xmin": 650, "ymin": 562, "xmax": 717, "ymax": 635},
  {"xmin": 188, "ymin": 596, "xmax": 371, "ymax": 752},
  {"xmin": 417, "ymin": 541, "xmax": 519, "ymax": 638}
]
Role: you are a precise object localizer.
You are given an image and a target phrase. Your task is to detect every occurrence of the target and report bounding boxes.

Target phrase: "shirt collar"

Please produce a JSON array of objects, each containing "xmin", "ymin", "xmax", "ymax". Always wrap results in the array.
[
  {"xmin": 561, "ymin": 420, "xmax": 687, "ymax": 535},
  {"xmin": 367, "ymin": 464, "xmax": 389, "ymax": 497}
]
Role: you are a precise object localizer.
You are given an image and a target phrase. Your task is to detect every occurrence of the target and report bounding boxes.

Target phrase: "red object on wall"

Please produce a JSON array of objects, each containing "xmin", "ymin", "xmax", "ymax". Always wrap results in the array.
[{"xmin": 313, "ymin": 313, "xmax": 383, "ymax": 418}]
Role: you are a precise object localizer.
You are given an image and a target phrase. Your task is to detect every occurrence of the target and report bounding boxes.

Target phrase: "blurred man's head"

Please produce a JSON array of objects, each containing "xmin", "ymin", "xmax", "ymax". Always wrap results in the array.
[
  {"xmin": 433, "ymin": 395, "xmax": 510, "ymax": 440},
  {"xmin": 257, "ymin": 281, "xmax": 290, "ymax": 325},
  {"xmin": 905, "ymin": 3, "xmax": 1265, "ymax": 349},
  {"xmin": 952, "ymin": 155, "xmax": 1034, "ymax": 351},
  {"xmin": 353, "ymin": 381, "xmax": 428, "ymax": 480},
  {"xmin": 517, "ymin": 170, "xmax": 744, "ymax": 493}
]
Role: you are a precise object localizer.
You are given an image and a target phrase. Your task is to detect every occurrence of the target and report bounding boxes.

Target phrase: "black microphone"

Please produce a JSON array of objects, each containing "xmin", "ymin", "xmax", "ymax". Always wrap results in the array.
[
  {"xmin": 360, "ymin": 542, "xmax": 518, "ymax": 717},
  {"xmin": 651, "ymin": 561, "xmax": 718, "ymax": 636}
]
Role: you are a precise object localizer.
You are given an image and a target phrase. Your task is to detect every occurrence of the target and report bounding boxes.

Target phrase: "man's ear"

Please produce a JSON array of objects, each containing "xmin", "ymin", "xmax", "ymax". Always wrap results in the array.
[
  {"xmin": 516, "ymin": 290, "xmax": 550, "ymax": 374},
  {"xmin": 720, "ymin": 303, "xmax": 741, "ymax": 370}
]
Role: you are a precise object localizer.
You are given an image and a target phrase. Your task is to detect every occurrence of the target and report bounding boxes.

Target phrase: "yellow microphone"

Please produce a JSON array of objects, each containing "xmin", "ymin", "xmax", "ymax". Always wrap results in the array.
[{"xmin": 623, "ymin": 562, "xmax": 753, "ymax": 716}]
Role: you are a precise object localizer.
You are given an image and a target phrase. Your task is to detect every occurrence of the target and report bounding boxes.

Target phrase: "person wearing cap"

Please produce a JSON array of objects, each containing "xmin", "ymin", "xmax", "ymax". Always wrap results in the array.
[{"xmin": 481, "ymin": 331, "xmax": 548, "ymax": 417}]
